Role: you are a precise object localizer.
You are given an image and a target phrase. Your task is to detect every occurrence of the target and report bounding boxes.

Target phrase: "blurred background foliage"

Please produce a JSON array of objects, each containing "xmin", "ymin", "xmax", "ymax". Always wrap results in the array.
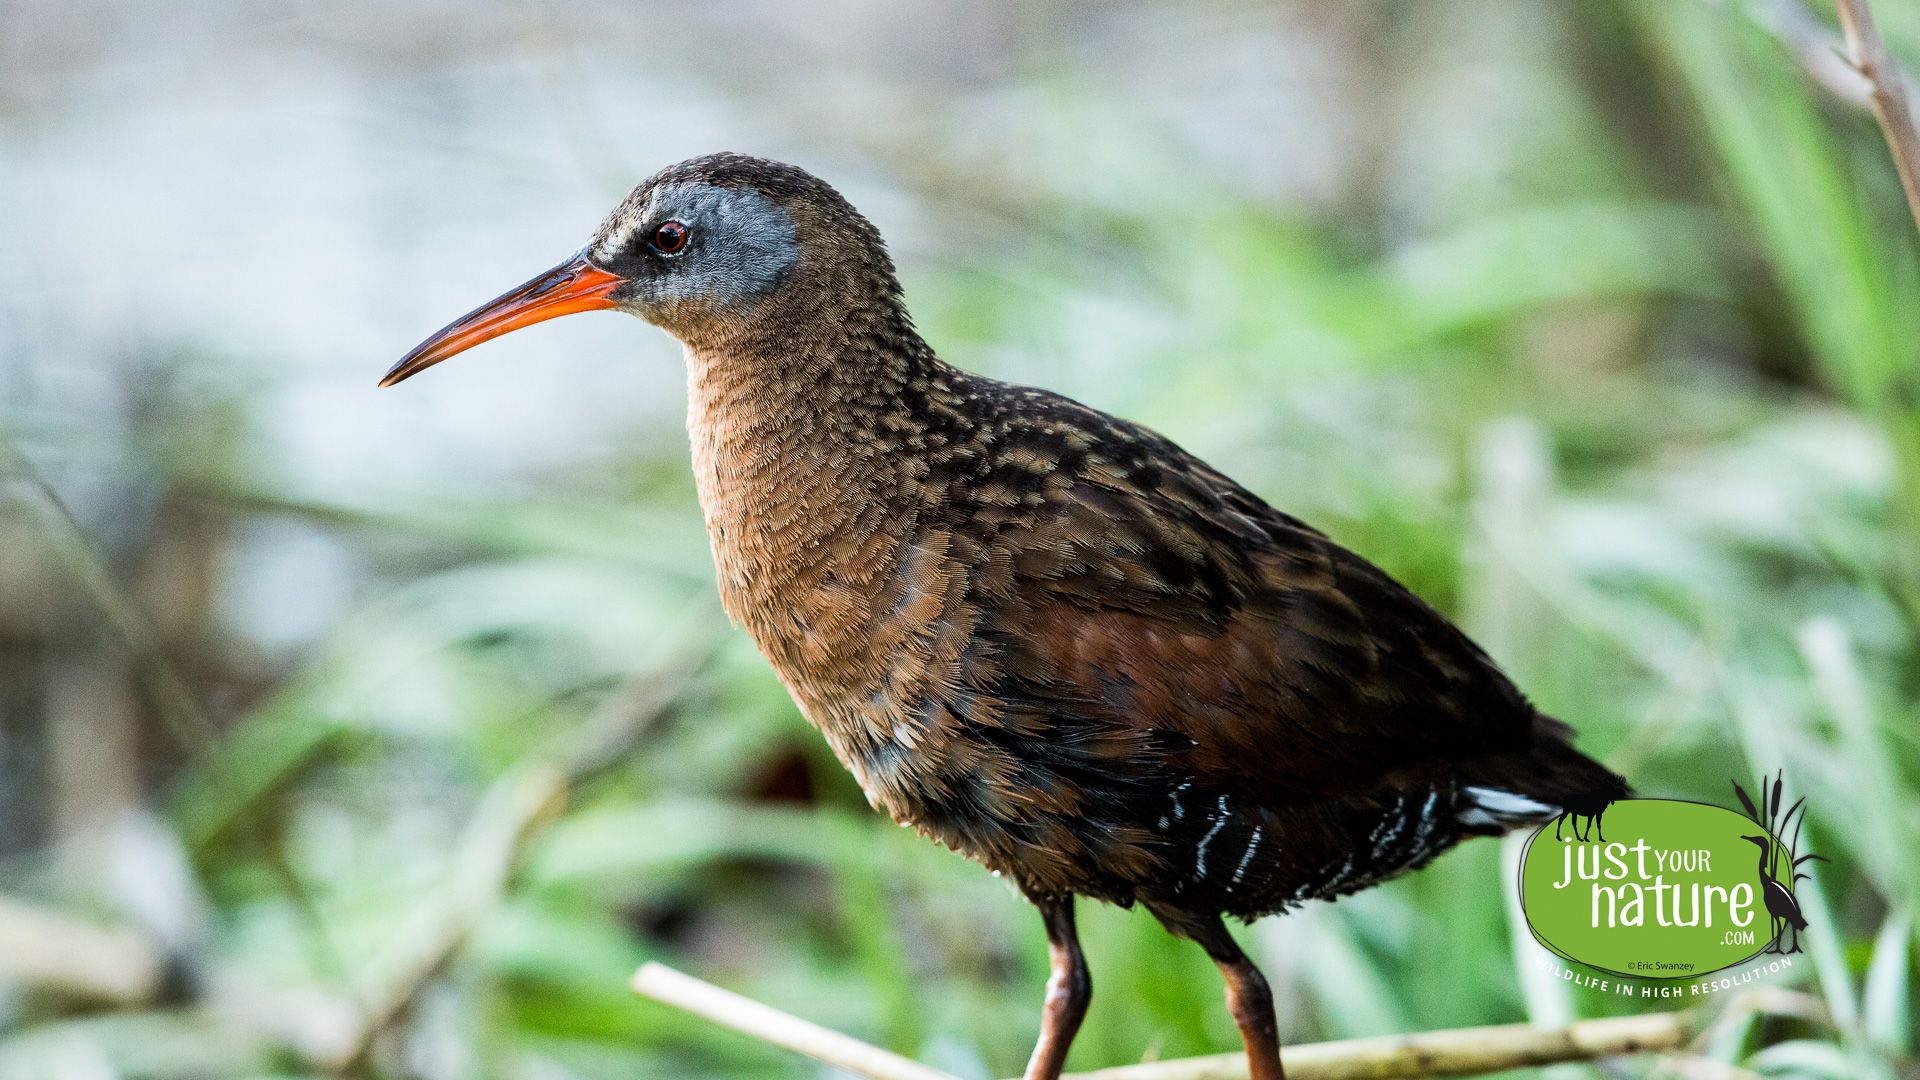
[{"xmin": 1, "ymin": 0, "xmax": 1918, "ymax": 1078}]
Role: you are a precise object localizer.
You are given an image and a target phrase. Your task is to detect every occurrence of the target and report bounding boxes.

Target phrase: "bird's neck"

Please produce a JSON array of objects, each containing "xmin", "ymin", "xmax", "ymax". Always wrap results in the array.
[{"xmin": 680, "ymin": 307, "xmax": 946, "ymax": 719}]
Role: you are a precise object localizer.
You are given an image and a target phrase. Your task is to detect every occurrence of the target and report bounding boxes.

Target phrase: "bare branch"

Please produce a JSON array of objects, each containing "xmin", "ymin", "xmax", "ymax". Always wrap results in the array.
[
  {"xmin": 631, "ymin": 961, "xmax": 1707, "ymax": 1080},
  {"xmin": 1068, "ymin": 1013, "xmax": 1693, "ymax": 1080},
  {"xmin": 631, "ymin": 963, "xmax": 964, "ymax": 1080},
  {"xmin": 1742, "ymin": 0, "xmax": 1876, "ymax": 106},
  {"xmin": 1833, "ymin": 0, "xmax": 1920, "ymax": 233}
]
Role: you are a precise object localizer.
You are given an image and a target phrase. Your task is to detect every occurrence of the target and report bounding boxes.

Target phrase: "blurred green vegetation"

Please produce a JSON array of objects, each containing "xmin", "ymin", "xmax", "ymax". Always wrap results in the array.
[{"xmin": 2, "ymin": 2, "xmax": 1919, "ymax": 1080}]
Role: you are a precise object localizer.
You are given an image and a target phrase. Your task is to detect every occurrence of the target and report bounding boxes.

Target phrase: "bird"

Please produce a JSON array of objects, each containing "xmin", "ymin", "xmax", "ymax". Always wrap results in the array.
[
  {"xmin": 1740, "ymin": 835, "xmax": 1808, "ymax": 955},
  {"xmin": 382, "ymin": 153, "xmax": 1627, "ymax": 1080}
]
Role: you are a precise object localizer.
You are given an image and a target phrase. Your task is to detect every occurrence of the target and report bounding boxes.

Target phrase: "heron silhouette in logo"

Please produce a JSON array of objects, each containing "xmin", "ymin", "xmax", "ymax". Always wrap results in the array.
[
  {"xmin": 1740, "ymin": 835, "xmax": 1808, "ymax": 954},
  {"xmin": 1554, "ymin": 775, "xmax": 1627, "ymax": 843},
  {"xmin": 1731, "ymin": 772, "xmax": 1824, "ymax": 955}
]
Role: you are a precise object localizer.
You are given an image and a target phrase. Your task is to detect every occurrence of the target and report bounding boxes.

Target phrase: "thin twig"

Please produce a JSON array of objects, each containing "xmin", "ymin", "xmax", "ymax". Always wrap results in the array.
[
  {"xmin": 1067, "ymin": 1013, "xmax": 1693, "ymax": 1080},
  {"xmin": 631, "ymin": 963, "xmax": 964, "ymax": 1080},
  {"xmin": 1833, "ymin": 0, "xmax": 1920, "ymax": 232},
  {"xmin": 631, "ymin": 961, "xmax": 1706, "ymax": 1080},
  {"xmin": 1741, "ymin": 0, "xmax": 1876, "ymax": 106}
]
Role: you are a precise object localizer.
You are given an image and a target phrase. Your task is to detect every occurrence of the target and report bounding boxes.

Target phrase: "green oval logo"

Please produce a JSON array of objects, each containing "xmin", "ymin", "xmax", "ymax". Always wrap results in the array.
[{"xmin": 1519, "ymin": 798, "xmax": 1801, "ymax": 979}]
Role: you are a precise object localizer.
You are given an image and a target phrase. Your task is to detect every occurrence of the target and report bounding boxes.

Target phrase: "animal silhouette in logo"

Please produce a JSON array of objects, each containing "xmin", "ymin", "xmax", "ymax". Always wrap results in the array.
[
  {"xmin": 1553, "ymin": 774, "xmax": 1626, "ymax": 842},
  {"xmin": 1732, "ymin": 772, "xmax": 1824, "ymax": 955}
]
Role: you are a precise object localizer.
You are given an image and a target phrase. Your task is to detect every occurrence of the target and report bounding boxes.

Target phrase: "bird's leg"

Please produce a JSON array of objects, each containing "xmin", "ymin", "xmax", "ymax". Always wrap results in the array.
[
  {"xmin": 1022, "ymin": 894, "xmax": 1091, "ymax": 1080},
  {"xmin": 1185, "ymin": 916, "xmax": 1286, "ymax": 1080}
]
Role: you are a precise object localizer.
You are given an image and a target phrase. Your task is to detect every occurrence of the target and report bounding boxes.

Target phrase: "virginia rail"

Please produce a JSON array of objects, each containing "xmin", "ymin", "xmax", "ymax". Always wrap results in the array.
[{"xmin": 384, "ymin": 154, "xmax": 1625, "ymax": 1080}]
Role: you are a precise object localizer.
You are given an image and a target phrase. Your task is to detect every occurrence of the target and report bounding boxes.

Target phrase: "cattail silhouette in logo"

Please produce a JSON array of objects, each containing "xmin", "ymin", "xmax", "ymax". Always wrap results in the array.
[
  {"xmin": 1554, "ymin": 774, "xmax": 1627, "ymax": 842},
  {"xmin": 1732, "ymin": 771, "xmax": 1824, "ymax": 955}
]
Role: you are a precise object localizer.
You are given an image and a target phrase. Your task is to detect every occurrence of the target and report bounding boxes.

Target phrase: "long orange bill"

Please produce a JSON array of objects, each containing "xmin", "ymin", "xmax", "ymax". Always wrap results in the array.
[{"xmin": 380, "ymin": 252, "xmax": 626, "ymax": 386}]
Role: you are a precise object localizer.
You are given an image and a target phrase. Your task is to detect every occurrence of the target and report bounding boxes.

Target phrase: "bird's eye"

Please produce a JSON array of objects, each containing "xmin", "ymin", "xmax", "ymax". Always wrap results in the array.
[{"xmin": 650, "ymin": 221, "xmax": 690, "ymax": 254}]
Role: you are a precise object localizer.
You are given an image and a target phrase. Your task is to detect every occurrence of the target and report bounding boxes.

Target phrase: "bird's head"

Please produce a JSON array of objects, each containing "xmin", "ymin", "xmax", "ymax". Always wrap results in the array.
[
  {"xmin": 382, "ymin": 153, "xmax": 898, "ymax": 387},
  {"xmin": 1740, "ymin": 835, "xmax": 1771, "ymax": 850}
]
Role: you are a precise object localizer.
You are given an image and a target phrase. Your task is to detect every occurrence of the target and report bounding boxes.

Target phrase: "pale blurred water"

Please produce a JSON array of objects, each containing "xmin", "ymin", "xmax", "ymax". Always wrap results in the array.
[
  {"xmin": 0, "ymin": 1, "xmax": 1362, "ymax": 495},
  {"xmin": 0, "ymin": 0, "xmax": 1368, "ymax": 660}
]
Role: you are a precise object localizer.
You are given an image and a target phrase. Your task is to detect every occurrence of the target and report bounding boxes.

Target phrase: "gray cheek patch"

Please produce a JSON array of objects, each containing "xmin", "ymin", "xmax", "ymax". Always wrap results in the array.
[{"xmin": 621, "ymin": 183, "xmax": 801, "ymax": 313}]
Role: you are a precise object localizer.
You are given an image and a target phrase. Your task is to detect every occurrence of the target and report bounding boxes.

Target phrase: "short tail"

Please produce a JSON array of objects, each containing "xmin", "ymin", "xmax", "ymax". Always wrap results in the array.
[{"xmin": 1456, "ymin": 714, "xmax": 1628, "ymax": 832}]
